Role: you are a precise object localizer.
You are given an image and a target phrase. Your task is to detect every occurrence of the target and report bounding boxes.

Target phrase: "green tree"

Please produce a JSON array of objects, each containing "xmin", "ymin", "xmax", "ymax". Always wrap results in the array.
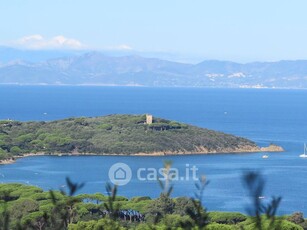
[
  {"xmin": 10, "ymin": 146, "xmax": 22, "ymax": 155},
  {"xmin": 9, "ymin": 198, "xmax": 39, "ymax": 219},
  {"xmin": 21, "ymin": 211, "xmax": 48, "ymax": 230},
  {"xmin": 174, "ymin": 197, "xmax": 195, "ymax": 216},
  {"xmin": 68, "ymin": 218, "xmax": 125, "ymax": 230},
  {"xmin": 208, "ymin": 212, "xmax": 247, "ymax": 224},
  {"xmin": 145, "ymin": 193, "xmax": 175, "ymax": 223}
]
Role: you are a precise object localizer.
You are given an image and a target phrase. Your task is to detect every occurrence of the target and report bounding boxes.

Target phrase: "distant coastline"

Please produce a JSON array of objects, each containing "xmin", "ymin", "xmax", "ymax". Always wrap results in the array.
[
  {"xmin": 0, "ymin": 83, "xmax": 307, "ymax": 90},
  {"xmin": 1, "ymin": 51, "xmax": 307, "ymax": 89}
]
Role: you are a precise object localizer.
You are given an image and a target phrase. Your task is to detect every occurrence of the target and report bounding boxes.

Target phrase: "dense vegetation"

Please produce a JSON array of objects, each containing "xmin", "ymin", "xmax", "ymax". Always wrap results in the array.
[
  {"xmin": 0, "ymin": 114, "xmax": 257, "ymax": 159},
  {"xmin": 0, "ymin": 178, "xmax": 305, "ymax": 230}
]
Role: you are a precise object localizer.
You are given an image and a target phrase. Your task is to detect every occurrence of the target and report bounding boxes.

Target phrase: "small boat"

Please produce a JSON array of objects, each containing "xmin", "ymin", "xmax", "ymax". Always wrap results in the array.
[
  {"xmin": 262, "ymin": 155, "xmax": 269, "ymax": 159},
  {"xmin": 299, "ymin": 143, "xmax": 307, "ymax": 158}
]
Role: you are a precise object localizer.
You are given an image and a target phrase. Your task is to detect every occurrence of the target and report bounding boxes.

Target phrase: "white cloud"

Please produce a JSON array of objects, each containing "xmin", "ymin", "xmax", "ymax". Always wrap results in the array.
[
  {"xmin": 107, "ymin": 44, "xmax": 133, "ymax": 51},
  {"xmin": 13, "ymin": 35, "xmax": 85, "ymax": 50},
  {"xmin": 10, "ymin": 35, "xmax": 134, "ymax": 51},
  {"xmin": 116, "ymin": 44, "xmax": 133, "ymax": 50}
]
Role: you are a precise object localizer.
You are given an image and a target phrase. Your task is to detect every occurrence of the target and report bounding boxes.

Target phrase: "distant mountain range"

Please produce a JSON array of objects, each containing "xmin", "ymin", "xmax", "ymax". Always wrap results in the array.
[{"xmin": 0, "ymin": 47, "xmax": 307, "ymax": 88}]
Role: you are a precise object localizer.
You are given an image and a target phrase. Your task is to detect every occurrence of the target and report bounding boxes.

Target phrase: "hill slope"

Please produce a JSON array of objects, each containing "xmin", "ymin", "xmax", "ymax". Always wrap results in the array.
[
  {"xmin": 1, "ymin": 51, "xmax": 307, "ymax": 88},
  {"xmin": 0, "ymin": 114, "xmax": 280, "ymax": 160}
]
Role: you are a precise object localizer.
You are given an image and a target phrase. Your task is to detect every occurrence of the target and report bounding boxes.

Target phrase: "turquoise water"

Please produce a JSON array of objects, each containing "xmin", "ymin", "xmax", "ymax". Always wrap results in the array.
[{"xmin": 0, "ymin": 86, "xmax": 307, "ymax": 214}]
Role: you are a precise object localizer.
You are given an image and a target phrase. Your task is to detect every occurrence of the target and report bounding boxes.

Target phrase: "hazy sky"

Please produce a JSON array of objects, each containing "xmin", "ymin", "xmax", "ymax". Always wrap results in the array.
[{"xmin": 1, "ymin": 0, "xmax": 307, "ymax": 62}]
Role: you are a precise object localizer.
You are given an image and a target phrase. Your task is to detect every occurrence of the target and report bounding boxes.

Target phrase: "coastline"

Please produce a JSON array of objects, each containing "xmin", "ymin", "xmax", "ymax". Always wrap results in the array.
[
  {"xmin": 0, "ymin": 158, "xmax": 16, "ymax": 165},
  {"xmin": 0, "ymin": 144, "xmax": 284, "ymax": 165}
]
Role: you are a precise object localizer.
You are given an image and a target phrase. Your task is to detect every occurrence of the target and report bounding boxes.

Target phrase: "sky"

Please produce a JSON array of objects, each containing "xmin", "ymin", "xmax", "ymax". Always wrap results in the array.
[{"xmin": 1, "ymin": 0, "xmax": 307, "ymax": 62}]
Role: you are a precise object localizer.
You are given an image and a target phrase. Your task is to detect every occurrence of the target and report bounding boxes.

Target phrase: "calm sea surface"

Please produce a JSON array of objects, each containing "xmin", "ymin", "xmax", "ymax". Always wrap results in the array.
[{"xmin": 0, "ymin": 86, "xmax": 307, "ymax": 214}]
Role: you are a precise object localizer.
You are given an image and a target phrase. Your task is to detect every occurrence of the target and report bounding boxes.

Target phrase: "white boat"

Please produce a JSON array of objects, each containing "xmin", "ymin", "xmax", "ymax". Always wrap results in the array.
[
  {"xmin": 299, "ymin": 143, "xmax": 307, "ymax": 158},
  {"xmin": 262, "ymin": 155, "xmax": 269, "ymax": 159}
]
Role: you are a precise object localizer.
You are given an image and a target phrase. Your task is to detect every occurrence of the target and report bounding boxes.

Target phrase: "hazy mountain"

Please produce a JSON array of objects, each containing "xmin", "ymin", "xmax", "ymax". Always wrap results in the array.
[{"xmin": 0, "ymin": 49, "xmax": 306, "ymax": 88}]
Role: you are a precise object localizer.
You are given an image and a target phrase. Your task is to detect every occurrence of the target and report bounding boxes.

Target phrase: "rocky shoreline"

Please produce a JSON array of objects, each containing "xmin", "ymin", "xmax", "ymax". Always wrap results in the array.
[
  {"xmin": 132, "ymin": 144, "xmax": 284, "ymax": 156},
  {"xmin": 0, "ymin": 144, "xmax": 284, "ymax": 165},
  {"xmin": 259, "ymin": 144, "xmax": 284, "ymax": 152},
  {"xmin": 0, "ymin": 158, "xmax": 16, "ymax": 165}
]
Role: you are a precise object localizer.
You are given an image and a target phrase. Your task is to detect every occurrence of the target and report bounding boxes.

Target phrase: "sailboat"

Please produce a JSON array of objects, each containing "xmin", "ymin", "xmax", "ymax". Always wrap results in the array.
[{"xmin": 299, "ymin": 143, "xmax": 307, "ymax": 158}]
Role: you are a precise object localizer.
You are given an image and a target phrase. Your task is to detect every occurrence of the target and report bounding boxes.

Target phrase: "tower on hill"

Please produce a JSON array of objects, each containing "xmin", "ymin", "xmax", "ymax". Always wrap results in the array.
[{"xmin": 146, "ymin": 114, "xmax": 153, "ymax": 124}]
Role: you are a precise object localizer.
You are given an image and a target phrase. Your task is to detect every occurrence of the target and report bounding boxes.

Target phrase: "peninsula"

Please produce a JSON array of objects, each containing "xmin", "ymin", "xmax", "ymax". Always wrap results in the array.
[{"xmin": 0, "ymin": 114, "xmax": 282, "ymax": 163}]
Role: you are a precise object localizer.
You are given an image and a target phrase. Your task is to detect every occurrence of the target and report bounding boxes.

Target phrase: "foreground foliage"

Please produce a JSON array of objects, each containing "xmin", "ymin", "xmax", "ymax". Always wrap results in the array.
[{"xmin": 0, "ymin": 171, "xmax": 305, "ymax": 230}]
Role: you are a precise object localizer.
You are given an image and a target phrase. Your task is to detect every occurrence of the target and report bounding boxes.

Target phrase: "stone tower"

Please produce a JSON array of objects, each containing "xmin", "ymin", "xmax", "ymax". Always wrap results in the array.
[{"xmin": 146, "ymin": 114, "xmax": 153, "ymax": 124}]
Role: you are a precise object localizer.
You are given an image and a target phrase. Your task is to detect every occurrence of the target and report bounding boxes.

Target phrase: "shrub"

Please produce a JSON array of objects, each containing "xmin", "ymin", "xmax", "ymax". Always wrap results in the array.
[
  {"xmin": 240, "ymin": 217, "xmax": 303, "ymax": 230},
  {"xmin": 206, "ymin": 223, "xmax": 236, "ymax": 230},
  {"xmin": 208, "ymin": 211, "xmax": 247, "ymax": 224},
  {"xmin": 68, "ymin": 218, "xmax": 125, "ymax": 230},
  {"xmin": 130, "ymin": 196, "xmax": 151, "ymax": 202},
  {"xmin": 287, "ymin": 212, "xmax": 305, "ymax": 224}
]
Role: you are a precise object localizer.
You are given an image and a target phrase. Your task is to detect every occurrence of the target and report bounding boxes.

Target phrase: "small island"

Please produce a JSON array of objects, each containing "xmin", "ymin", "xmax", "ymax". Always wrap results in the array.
[{"xmin": 0, "ymin": 114, "xmax": 283, "ymax": 163}]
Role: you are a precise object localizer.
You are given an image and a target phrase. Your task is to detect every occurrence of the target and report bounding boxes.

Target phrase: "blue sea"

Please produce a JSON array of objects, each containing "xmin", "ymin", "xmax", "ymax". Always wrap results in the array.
[{"xmin": 0, "ymin": 86, "xmax": 307, "ymax": 214}]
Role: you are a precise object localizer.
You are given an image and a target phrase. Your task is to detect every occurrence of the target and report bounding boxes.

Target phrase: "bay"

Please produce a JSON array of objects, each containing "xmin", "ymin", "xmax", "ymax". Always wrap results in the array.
[{"xmin": 0, "ymin": 86, "xmax": 307, "ymax": 214}]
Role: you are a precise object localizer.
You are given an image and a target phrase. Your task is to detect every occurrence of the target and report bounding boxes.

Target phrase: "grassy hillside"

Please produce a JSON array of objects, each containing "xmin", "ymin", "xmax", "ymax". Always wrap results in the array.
[{"xmin": 0, "ymin": 114, "xmax": 258, "ymax": 159}]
